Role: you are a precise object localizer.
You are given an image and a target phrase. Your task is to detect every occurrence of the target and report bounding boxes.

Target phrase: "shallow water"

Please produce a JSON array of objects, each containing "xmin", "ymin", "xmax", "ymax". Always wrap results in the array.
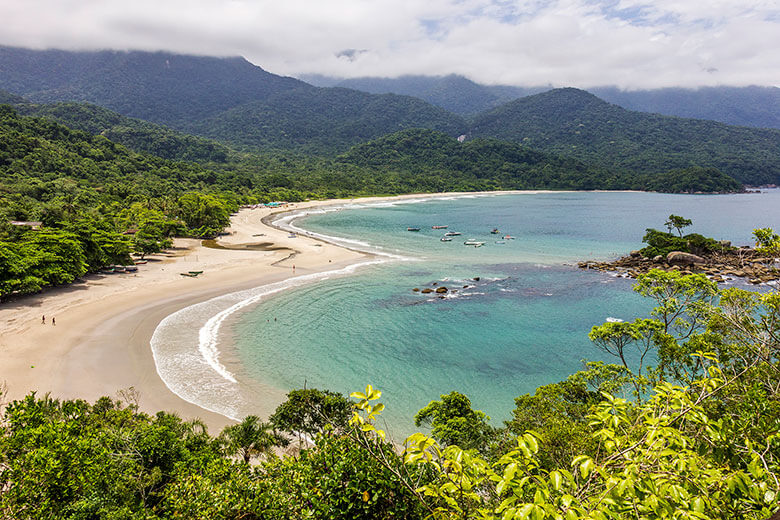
[{"xmin": 154, "ymin": 190, "xmax": 780, "ymax": 438}]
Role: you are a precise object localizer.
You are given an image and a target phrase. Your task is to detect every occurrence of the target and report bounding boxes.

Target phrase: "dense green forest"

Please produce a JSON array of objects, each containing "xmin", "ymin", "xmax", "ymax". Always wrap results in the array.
[
  {"xmin": 1, "ymin": 270, "xmax": 778, "ymax": 518},
  {"xmin": 187, "ymin": 87, "xmax": 467, "ymax": 155},
  {"xmin": 14, "ymin": 101, "xmax": 234, "ymax": 163},
  {"xmin": 470, "ymin": 88, "xmax": 780, "ymax": 186}
]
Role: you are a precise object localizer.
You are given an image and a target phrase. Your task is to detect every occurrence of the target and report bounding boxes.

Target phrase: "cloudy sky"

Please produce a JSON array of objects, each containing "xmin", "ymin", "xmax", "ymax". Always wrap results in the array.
[{"xmin": 1, "ymin": 0, "xmax": 778, "ymax": 89}]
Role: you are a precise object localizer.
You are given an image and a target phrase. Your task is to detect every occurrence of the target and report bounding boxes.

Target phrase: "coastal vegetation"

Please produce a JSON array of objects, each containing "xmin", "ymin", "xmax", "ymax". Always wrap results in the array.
[
  {"xmin": 1, "ymin": 270, "xmax": 778, "ymax": 518},
  {"xmin": 2, "ymin": 101, "xmax": 746, "ymax": 300}
]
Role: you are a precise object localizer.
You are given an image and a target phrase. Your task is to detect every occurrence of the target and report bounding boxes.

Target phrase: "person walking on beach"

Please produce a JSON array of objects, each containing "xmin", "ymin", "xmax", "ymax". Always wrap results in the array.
[
  {"xmin": 51, "ymin": 317, "xmax": 55, "ymax": 326},
  {"xmin": 42, "ymin": 315, "xmax": 45, "ymax": 324}
]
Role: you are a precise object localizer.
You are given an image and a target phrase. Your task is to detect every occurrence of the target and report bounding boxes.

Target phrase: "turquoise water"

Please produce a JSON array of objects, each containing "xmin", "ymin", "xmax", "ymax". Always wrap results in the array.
[{"xmin": 230, "ymin": 191, "xmax": 780, "ymax": 437}]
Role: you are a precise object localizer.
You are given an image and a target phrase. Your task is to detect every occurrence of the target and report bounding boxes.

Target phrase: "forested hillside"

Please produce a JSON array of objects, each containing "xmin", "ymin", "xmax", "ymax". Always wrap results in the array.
[
  {"xmin": 339, "ymin": 129, "xmax": 742, "ymax": 193},
  {"xmin": 14, "ymin": 102, "xmax": 233, "ymax": 163},
  {"xmin": 188, "ymin": 87, "xmax": 467, "ymax": 154},
  {"xmin": 0, "ymin": 46, "xmax": 307, "ymax": 126},
  {"xmin": 470, "ymin": 88, "xmax": 780, "ymax": 186}
]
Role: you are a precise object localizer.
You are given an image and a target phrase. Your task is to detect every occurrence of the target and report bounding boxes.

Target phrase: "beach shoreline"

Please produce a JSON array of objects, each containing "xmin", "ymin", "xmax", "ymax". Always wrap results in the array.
[{"xmin": 0, "ymin": 191, "xmax": 529, "ymax": 431}]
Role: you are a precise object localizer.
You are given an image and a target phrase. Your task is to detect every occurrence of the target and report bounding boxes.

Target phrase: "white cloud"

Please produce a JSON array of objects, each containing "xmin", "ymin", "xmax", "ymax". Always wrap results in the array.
[{"xmin": 0, "ymin": 0, "xmax": 777, "ymax": 88}]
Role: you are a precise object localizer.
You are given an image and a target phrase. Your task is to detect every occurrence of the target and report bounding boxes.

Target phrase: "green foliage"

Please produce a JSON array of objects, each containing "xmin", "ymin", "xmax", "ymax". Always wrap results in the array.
[
  {"xmin": 217, "ymin": 415, "xmax": 287, "ymax": 463},
  {"xmin": 753, "ymin": 227, "xmax": 780, "ymax": 257},
  {"xmin": 175, "ymin": 192, "xmax": 232, "ymax": 237},
  {"xmin": 414, "ymin": 391, "xmax": 494, "ymax": 451},
  {"xmin": 269, "ymin": 388, "xmax": 353, "ymax": 439},
  {"xmin": 640, "ymin": 226, "xmax": 723, "ymax": 258},
  {"xmin": 16, "ymin": 102, "xmax": 233, "ymax": 163},
  {"xmin": 665, "ymin": 214, "xmax": 692, "ymax": 236}
]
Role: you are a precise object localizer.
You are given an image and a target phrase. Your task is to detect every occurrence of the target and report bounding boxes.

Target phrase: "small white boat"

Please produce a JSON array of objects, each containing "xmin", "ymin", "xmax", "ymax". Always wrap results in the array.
[
  {"xmin": 503, "ymin": 235, "xmax": 515, "ymax": 240},
  {"xmin": 432, "ymin": 225, "xmax": 448, "ymax": 229},
  {"xmin": 495, "ymin": 240, "xmax": 506, "ymax": 244},
  {"xmin": 464, "ymin": 239, "xmax": 485, "ymax": 246},
  {"xmin": 444, "ymin": 231, "xmax": 462, "ymax": 236},
  {"xmin": 440, "ymin": 236, "xmax": 453, "ymax": 242},
  {"xmin": 606, "ymin": 317, "xmax": 624, "ymax": 323}
]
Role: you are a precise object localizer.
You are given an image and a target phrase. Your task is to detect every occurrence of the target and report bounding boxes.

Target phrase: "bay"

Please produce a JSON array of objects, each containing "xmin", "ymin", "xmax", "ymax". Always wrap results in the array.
[{"xmin": 230, "ymin": 190, "xmax": 780, "ymax": 436}]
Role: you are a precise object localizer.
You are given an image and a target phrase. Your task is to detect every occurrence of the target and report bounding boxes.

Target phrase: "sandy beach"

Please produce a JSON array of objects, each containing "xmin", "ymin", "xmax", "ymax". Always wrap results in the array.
[{"xmin": 1, "ymin": 192, "xmax": 509, "ymax": 432}]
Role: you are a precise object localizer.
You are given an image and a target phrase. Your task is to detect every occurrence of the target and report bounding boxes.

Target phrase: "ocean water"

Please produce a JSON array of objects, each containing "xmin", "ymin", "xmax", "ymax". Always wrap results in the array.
[{"xmin": 152, "ymin": 190, "xmax": 780, "ymax": 437}]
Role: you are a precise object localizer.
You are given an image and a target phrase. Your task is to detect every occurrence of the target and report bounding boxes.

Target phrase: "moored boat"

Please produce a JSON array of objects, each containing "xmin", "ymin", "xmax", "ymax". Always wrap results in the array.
[
  {"xmin": 407, "ymin": 227, "xmax": 421, "ymax": 232},
  {"xmin": 432, "ymin": 225, "xmax": 448, "ymax": 229},
  {"xmin": 440, "ymin": 236, "xmax": 453, "ymax": 242},
  {"xmin": 444, "ymin": 231, "xmax": 461, "ymax": 236},
  {"xmin": 491, "ymin": 228, "xmax": 499, "ymax": 234},
  {"xmin": 464, "ymin": 239, "xmax": 485, "ymax": 246}
]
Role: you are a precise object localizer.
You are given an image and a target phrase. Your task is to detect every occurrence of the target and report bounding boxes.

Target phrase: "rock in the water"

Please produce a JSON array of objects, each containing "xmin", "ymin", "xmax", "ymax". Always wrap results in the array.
[
  {"xmin": 421, "ymin": 288, "xmax": 433, "ymax": 294},
  {"xmin": 412, "ymin": 288, "xmax": 420, "ymax": 292},
  {"xmin": 473, "ymin": 277, "xmax": 480, "ymax": 281},
  {"xmin": 666, "ymin": 251, "xmax": 706, "ymax": 265},
  {"xmin": 435, "ymin": 286, "xmax": 448, "ymax": 293}
]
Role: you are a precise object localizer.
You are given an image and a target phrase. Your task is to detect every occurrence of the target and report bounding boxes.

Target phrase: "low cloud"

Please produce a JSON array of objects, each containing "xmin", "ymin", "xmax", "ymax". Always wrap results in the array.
[{"xmin": 0, "ymin": 0, "xmax": 778, "ymax": 89}]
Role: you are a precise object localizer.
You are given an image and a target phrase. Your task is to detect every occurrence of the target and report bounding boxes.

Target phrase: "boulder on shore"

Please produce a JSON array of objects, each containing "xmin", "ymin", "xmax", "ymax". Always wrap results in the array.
[
  {"xmin": 435, "ymin": 286, "xmax": 448, "ymax": 293},
  {"xmin": 666, "ymin": 251, "xmax": 706, "ymax": 266}
]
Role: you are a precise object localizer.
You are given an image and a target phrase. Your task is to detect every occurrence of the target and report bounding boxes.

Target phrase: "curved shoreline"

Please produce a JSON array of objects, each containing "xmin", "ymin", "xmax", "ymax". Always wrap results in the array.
[{"xmin": 0, "ymin": 191, "xmax": 529, "ymax": 431}]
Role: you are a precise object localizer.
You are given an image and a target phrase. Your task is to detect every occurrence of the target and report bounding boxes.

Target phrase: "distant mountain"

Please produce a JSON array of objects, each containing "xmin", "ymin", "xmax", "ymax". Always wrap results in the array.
[
  {"xmin": 469, "ymin": 88, "xmax": 780, "ymax": 186},
  {"xmin": 13, "ymin": 102, "xmax": 233, "ymax": 163},
  {"xmin": 304, "ymin": 74, "xmax": 780, "ymax": 130},
  {"xmin": 0, "ymin": 46, "xmax": 308, "ymax": 127},
  {"xmin": 0, "ymin": 47, "xmax": 467, "ymax": 155},
  {"xmin": 301, "ymin": 74, "xmax": 544, "ymax": 116},
  {"xmin": 188, "ymin": 87, "xmax": 466, "ymax": 154},
  {"xmin": 590, "ymin": 86, "xmax": 780, "ymax": 130}
]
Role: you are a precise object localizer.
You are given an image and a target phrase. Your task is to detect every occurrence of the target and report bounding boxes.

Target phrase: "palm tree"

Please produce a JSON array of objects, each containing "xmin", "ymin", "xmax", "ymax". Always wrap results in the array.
[{"xmin": 218, "ymin": 415, "xmax": 288, "ymax": 463}]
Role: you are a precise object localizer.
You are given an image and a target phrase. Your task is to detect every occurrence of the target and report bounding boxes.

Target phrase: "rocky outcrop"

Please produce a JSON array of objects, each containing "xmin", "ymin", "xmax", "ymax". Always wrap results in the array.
[
  {"xmin": 666, "ymin": 251, "xmax": 706, "ymax": 265},
  {"xmin": 578, "ymin": 247, "xmax": 780, "ymax": 285}
]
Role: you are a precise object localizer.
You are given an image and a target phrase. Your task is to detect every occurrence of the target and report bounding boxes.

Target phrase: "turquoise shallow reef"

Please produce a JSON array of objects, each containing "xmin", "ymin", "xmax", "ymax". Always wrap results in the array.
[{"xmin": 178, "ymin": 191, "xmax": 780, "ymax": 437}]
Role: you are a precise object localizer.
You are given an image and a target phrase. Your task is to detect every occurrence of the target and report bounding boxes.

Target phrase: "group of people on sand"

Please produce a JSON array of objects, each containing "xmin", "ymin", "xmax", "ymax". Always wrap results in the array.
[{"xmin": 41, "ymin": 315, "xmax": 55, "ymax": 326}]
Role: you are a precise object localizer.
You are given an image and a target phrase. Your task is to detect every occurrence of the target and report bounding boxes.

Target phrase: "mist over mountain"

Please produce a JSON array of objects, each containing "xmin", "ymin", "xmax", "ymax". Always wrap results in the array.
[
  {"xmin": 300, "ymin": 74, "xmax": 546, "ymax": 117},
  {"xmin": 302, "ymin": 73, "xmax": 780, "ymax": 130},
  {"xmin": 0, "ymin": 46, "xmax": 308, "ymax": 127}
]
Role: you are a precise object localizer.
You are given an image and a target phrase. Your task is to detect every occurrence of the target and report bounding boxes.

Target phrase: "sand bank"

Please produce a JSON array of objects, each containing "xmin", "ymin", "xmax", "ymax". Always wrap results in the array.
[{"xmin": 1, "ymin": 192, "xmax": 521, "ymax": 431}]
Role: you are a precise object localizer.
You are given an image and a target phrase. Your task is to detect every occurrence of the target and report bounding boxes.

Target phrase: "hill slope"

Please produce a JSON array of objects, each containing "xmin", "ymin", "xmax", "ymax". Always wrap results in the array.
[
  {"xmin": 336, "ymin": 128, "xmax": 741, "ymax": 193},
  {"xmin": 314, "ymin": 75, "xmax": 543, "ymax": 117},
  {"xmin": 0, "ymin": 46, "xmax": 307, "ymax": 127},
  {"xmin": 13, "ymin": 102, "xmax": 233, "ymax": 163},
  {"xmin": 591, "ymin": 86, "xmax": 780, "ymax": 130},
  {"xmin": 189, "ymin": 87, "xmax": 467, "ymax": 154},
  {"xmin": 469, "ymin": 88, "xmax": 780, "ymax": 186}
]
